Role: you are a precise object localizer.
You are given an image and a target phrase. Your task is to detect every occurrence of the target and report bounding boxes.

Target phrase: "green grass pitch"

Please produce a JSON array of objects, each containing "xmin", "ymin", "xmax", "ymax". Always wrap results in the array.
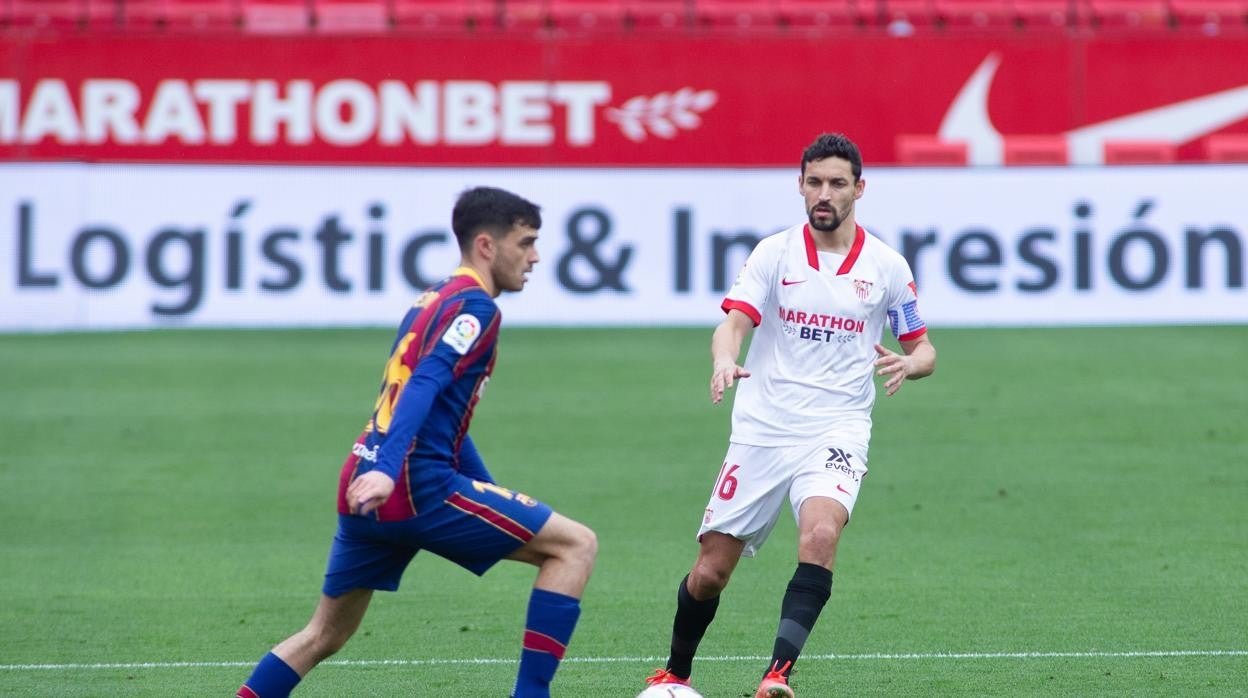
[{"xmin": 1, "ymin": 326, "xmax": 1245, "ymax": 697}]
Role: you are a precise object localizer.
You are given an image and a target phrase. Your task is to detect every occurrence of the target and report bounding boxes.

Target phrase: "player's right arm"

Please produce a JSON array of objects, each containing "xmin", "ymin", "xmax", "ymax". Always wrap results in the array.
[
  {"xmin": 348, "ymin": 358, "xmax": 455, "ymax": 515},
  {"xmin": 710, "ymin": 309, "xmax": 754, "ymax": 404},
  {"xmin": 711, "ymin": 233, "xmax": 779, "ymax": 404},
  {"xmin": 351, "ymin": 296, "xmax": 499, "ymax": 515}
]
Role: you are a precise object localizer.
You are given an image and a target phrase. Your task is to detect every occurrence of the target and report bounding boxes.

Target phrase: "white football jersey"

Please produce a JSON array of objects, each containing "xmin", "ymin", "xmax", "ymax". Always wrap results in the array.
[{"xmin": 722, "ymin": 222, "xmax": 927, "ymax": 446}]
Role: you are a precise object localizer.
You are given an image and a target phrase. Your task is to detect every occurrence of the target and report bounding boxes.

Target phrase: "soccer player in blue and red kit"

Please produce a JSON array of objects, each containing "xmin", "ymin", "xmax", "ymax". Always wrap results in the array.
[{"xmin": 237, "ymin": 187, "xmax": 597, "ymax": 698}]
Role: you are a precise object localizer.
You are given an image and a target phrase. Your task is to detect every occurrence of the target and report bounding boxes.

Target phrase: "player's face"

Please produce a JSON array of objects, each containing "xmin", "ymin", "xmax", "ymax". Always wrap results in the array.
[
  {"xmin": 800, "ymin": 157, "xmax": 864, "ymax": 232},
  {"xmin": 490, "ymin": 224, "xmax": 540, "ymax": 293}
]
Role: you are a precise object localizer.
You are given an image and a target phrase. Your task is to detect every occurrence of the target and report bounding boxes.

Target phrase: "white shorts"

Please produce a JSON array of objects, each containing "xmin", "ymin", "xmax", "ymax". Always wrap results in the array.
[{"xmin": 697, "ymin": 439, "xmax": 869, "ymax": 557}]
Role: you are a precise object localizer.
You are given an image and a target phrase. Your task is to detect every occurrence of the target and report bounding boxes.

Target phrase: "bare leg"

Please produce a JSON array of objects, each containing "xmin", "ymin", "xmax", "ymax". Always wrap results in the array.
[
  {"xmin": 688, "ymin": 531, "xmax": 747, "ymax": 599},
  {"xmin": 272, "ymin": 589, "xmax": 374, "ymax": 676},
  {"xmin": 506, "ymin": 511, "xmax": 598, "ymax": 596},
  {"xmin": 795, "ymin": 496, "xmax": 848, "ymax": 568}
]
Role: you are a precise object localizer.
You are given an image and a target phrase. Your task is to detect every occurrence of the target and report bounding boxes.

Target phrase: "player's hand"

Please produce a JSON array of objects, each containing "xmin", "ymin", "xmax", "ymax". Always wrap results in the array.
[
  {"xmin": 874, "ymin": 343, "xmax": 911, "ymax": 397},
  {"xmin": 346, "ymin": 471, "xmax": 396, "ymax": 516},
  {"xmin": 710, "ymin": 360, "xmax": 751, "ymax": 404}
]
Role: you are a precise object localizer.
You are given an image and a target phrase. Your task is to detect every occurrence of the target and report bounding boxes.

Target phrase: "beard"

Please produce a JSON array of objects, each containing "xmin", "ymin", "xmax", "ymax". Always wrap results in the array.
[
  {"xmin": 492, "ymin": 263, "xmax": 529, "ymax": 293},
  {"xmin": 808, "ymin": 205, "xmax": 843, "ymax": 232},
  {"xmin": 496, "ymin": 272, "xmax": 524, "ymax": 293}
]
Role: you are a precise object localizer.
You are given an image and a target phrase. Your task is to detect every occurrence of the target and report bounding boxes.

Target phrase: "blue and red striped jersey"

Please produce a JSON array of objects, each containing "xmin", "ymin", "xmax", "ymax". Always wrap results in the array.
[{"xmin": 337, "ymin": 267, "xmax": 501, "ymax": 521}]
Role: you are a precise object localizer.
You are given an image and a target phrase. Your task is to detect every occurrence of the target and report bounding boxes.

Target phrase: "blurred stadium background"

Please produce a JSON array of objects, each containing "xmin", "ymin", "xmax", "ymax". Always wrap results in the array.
[{"xmin": 1, "ymin": 2, "xmax": 1246, "ymax": 696}]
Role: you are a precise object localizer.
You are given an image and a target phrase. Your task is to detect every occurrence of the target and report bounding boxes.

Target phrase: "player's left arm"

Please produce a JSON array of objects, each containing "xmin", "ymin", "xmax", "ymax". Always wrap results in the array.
[
  {"xmin": 874, "ymin": 335, "xmax": 936, "ymax": 397},
  {"xmin": 875, "ymin": 257, "xmax": 936, "ymax": 396},
  {"xmin": 348, "ymin": 360, "xmax": 453, "ymax": 514}
]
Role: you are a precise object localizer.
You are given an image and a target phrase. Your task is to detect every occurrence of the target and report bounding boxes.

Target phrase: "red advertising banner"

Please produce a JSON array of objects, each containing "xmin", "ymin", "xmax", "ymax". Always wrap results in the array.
[{"xmin": 2, "ymin": 34, "xmax": 1246, "ymax": 165}]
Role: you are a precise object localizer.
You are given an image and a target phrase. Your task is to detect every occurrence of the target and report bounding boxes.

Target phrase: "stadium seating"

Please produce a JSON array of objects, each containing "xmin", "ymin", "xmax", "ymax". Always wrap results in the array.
[
  {"xmin": 87, "ymin": 0, "xmax": 122, "ymax": 26},
  {"xmin": 547, "ymin": 0, "xmax": 629, "ymax": 30},
  {"xmin": 881, "ymin": 0, "xmax": 938, "ymax": 32},
  {"xmin": 15, "ymin": 0, "xmax": 1248, "ymax": 36},
  {"xmin": 896, "ymin": 135, "xmax": 970, "ymax": 165},
  {"xmin": 499, "ymin": 0, "xmax": 548, "ymax": 30},
  {"xmin": 627, "ymin": 0, "xmax": 692, "ymax": 30},
  {"xmin": 1203, "ymin": 134, "xmax": 1248, "ymax": 162},
  {"xmin": 694, "ymin": 0, "xmax": 783, "ymax": 30},
  {"xmin": 123, "ymin": 0, "xmax": 242, "ymax": 31},
  {"xmin": 1087, "ymin": 0, "xmax": 1170, "ymax": 27},
  {"xmin": 1103, "ymin": 140, "xmax": 1178, "ymax": 163},
  {"xmin": 934, "ymin": 0, "xmax": 1016, "ymax": 28},
  {"xmin": 241, "ymin": 0, "xmax": 311, "ymax": 33},
  {"xmin": 121, "ymin": 0, "xmax": 167, "ymax": 29},
  {"xmin": 774, "ymin": 0, "xmax": 873, "ymax": 27},
  {"xmin": 1011, "ymin": 0, "xmax": 1087, "ymax": 29},
  {"xmin": 10, "ymin": 0, "xmax": 86, "ymax": 29},
  {"xmin": 315, "ymin": 0, "xmax": 389, "ymax": 33},
  {"xmin": 8, "ymin": 0, "xmax": 123, "ymax": 29},
  {"xmin": 392, "ymin": 0, "xmax": 491, "ymax": 31},
  {"xmin": 1168, "ymin": 0, "xmax": 1248, "ymax": 33},
  {"xmin": 1003, "ymin": 135, "xmax": 1069, "ymax": 165}
]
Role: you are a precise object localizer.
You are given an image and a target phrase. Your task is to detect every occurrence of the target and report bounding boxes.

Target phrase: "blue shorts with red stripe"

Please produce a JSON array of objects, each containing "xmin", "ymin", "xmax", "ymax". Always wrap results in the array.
[{"xmin": 322, "ymin": 474, "xmax": 554, "ymax": 598}]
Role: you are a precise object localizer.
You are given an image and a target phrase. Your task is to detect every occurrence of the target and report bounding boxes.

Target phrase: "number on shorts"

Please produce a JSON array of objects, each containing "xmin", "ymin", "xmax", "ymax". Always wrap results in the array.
[
  {"xmin": 715, "ymin": 462, "xmax": 740, "ymax": 501},
  {"xmin": 472, "ymin": 480, "xmax": 515, "ymax": 500}
]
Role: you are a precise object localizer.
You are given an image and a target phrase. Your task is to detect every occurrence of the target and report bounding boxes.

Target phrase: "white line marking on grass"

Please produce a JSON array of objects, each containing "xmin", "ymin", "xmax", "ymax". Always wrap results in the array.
[{"xmin": 3, "ymin": 650, "xmax": 1246, "ymax": 671}]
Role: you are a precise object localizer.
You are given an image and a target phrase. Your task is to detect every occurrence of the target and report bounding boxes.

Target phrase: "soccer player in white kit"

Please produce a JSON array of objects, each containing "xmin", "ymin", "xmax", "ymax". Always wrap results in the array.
[{"xmin": 644, "ymin": 133, "xmax": 937, "ymax": 698}]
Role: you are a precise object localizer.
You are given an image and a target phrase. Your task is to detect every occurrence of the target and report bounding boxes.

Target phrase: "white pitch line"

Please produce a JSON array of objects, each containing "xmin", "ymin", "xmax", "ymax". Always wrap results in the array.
[{"xmin": 2, "ymin": 650, "xmax": 1246, "ymax": 671}]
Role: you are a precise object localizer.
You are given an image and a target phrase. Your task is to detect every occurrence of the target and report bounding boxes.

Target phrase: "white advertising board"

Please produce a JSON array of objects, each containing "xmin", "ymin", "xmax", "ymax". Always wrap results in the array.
[{"xmin": 1, "ymin": 163, "xmax": 1244, "ymax": 330}]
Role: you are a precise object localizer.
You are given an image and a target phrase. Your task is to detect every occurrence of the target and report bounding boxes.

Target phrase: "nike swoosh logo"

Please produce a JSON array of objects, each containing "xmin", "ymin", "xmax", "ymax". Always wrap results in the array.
[
  {"xmin": 781, "ymin": 277, "xmax": 806, "ymax": 286},
  {"xmin": 940, "ymin": 53, "xmax": 1248, "ymax": 165},
  {"xmin": 836, "ymin": 484, "xmax": 852, "ymax": 495}
]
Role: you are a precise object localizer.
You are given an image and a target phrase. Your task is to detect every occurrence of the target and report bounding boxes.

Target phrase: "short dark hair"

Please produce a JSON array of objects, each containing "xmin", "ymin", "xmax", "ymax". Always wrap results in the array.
[
  {"xmin": 801, "ymin": 133, "xmax": 863, "ymax": 181},
  {"xmin": 451, "ymin": 186, "xmax": 542, "ymax": 252}
]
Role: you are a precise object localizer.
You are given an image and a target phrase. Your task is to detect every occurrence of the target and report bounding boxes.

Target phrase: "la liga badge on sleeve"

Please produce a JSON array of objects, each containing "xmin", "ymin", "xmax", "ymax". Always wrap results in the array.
[{"xmin": 442, "ymin": 314, "xmax": 482, "ymax": 354}]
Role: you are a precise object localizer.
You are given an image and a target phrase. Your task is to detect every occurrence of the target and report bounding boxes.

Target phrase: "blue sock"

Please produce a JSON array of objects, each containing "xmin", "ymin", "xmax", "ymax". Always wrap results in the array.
[
  {"xmin": 238, "ymin": 652, "xmax": 301, "ymax": 698},
  {"xmin": 511, "ymin": 588, "xmax": 582, "ymax": 698}
]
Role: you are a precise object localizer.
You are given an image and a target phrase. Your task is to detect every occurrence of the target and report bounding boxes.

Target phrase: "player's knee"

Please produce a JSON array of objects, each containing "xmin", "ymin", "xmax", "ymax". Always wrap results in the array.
[
  {"xmin": 566, "ymin": 520, "xmax": 598, "ymax": 570},
  {"xmin": 298, "ymin": 623, "xmax": 352, "ymax": 662},
  {"xmin": 689, "ymin": 559, "xmax": 732, "ymax": 596},
  {"xmin": 800, "ymin": 520, "xmax": 842, "ymax": 553}
]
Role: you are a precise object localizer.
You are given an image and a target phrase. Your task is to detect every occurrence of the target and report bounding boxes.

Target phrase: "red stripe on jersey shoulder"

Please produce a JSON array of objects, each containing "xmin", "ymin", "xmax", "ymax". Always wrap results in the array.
[
  {"xmin": 721, "ymin": 299, "xmax": 761, "ymax": 326},
  {"xmin": 402, "ymin": 292, "xmax": 462, "ymax": 365},
  {"xmin": 452, "ymin": 308, "xmax": 500, "ymax": 378},
  {"xmin": 835, "ymin": 225, "xmax": 867, "ymax": 276},
  {"xmin": 421, "ymin": 298, "xmax": 470, "ymax": 357}
]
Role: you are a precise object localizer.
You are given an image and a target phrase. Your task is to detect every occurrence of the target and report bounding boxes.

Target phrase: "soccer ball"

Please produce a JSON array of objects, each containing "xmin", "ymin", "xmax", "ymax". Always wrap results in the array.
[{"xmin": 636, "ymin": 684, "xmax": 704, "ymax": 698}]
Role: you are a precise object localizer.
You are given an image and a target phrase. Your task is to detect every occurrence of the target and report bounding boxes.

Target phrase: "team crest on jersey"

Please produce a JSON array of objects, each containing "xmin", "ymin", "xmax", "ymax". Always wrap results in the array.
[
  {"xmin": 442, "ymin": 314, "xmax": 482, "ymax": 355},
  {"xmin": 853, "ymin": 279, "xmax": 874, "ymax": 301}
]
